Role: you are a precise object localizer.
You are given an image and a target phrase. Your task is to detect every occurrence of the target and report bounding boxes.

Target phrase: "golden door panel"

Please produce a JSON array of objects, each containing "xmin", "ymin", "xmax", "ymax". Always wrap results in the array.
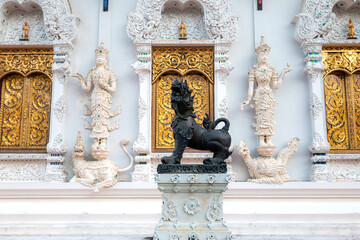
[
  {"xmin": 0, "ymin": 73, "xmax": 24, "ymax": 148},
  {"xmin": 324, "ymin": 71, "xmax": 360, "ymax": 151},
  {"xmin": 0, "ymin": 73, "xmax": 52, "ymax": 152},
  {"xmin": 27, "ymin": 73, "xmax": 52, "ymax": 148},
  {"xmin": 348, "ymin": 73, "xmax": 360, "ymax": 149},
  {"xmin": 153, "ymin": 73, "xmax": 213, "ymax": 151}
]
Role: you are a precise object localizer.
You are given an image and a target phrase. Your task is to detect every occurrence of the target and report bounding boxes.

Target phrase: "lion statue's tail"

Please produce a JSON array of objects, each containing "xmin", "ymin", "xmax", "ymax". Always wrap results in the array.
[{"xmin": 203, "ymin": 113, "xmax": 230, "ymax": 132}]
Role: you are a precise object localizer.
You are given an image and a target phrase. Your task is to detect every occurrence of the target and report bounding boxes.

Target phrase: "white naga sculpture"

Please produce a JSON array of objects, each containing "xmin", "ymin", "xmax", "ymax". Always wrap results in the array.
[
  {"xmin": 70, "ymin": 43, "xmax": 132, "ymax": 190},
  {"xmin": 239, "ymin": 36, "xmax": 300, "ymax": 184},
  {"xmin": 71, "ymin": 131, "xmax": 133, "ymax": 192}
]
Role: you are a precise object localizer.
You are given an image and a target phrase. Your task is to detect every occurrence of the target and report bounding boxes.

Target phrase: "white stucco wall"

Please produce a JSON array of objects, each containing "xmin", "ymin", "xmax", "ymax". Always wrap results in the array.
[{"xmin": 64, "ymin": 0, "xmax": 311, "ymax": 181}]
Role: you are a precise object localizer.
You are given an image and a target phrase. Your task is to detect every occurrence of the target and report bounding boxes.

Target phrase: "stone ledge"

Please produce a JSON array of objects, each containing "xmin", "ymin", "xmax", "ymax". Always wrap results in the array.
[{"xmin": 0, "ymin": 182, "xmax": 359, "ymax": 199}]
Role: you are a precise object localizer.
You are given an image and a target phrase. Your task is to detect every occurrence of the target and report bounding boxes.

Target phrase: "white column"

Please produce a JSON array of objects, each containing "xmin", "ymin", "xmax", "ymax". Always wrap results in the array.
[
  {"xmin": 131, "ymin": 42, "xmax": 152, "ymax": 182},
  {"xmin": 302, "ymin": 40, "xmax": 331, "ymax": 182},
  {"xmin": 46, "ymin": 44, "xmax": 72, "ymax": 182}
]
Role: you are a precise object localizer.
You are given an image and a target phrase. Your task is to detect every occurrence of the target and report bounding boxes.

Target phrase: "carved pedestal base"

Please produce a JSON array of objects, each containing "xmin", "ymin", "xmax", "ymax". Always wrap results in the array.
[
  {"xmin": 154, "ymin": 170, "xmax": 232, "ymax": 240},
  {"xmin": 256, "ymin": 145, "xmax": 276, "ymax": 157}
]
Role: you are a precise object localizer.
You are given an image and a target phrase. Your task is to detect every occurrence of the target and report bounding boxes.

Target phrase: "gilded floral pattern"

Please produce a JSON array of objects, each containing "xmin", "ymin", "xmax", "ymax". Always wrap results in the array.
[{"xmin": 0, "ymin": 48, "xmax": 53, "ymax": 78}]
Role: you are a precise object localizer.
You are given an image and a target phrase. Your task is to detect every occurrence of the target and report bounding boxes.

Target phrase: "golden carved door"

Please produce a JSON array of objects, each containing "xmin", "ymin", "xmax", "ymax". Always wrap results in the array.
[
  {"xmin": 152, "ymin": 46, "xmax": 214, "ymax": 152},
  {"xmin": 0, "ymin": 72, "xmax": 52, "ymax": 152},
  {"xmin": 324, "ymin": 71, "xmax": 360, "ymax": 151}
]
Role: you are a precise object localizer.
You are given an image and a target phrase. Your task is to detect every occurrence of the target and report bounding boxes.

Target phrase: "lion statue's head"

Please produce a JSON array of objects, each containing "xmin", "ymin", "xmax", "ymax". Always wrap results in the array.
[{"xmin": 170, "ymin": 79, "xmax": 195, "ymax": 118}]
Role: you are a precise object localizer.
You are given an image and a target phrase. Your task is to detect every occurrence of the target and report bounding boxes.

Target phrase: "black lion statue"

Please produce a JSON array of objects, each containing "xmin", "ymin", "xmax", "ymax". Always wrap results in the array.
[{"xmin": 161, "ymin": 79, "xmax": 232, "ymax": 165}]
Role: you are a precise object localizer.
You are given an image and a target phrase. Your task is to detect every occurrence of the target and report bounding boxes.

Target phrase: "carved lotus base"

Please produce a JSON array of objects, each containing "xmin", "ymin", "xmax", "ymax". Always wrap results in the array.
[
  {"xmin": 257, "ymin": 145, "xmax": 276, "ymax": 157},
  {"xmin": 154, "ymin": 173, "xmax": 232, "ymax": 240},
  {"xmin": 90, "ymin": 149, "xmax": 109, "ymax": 160}
]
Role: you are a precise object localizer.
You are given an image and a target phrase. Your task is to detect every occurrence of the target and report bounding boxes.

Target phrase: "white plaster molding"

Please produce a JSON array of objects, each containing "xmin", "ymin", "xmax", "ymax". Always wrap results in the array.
[
  {"xmin": 0, "ymin": 181, "xmax": 359, "ymax": 199},
  {"xmin": 328, "ymin": 153, "xmax": 360, "ymax": 161},
  {"xmin": 1, "ymin": 183, "xmax": 360, "ymax": 238},
  {"xmin": 127, "ymin": 0, "xmax": 237, "ymax": 182},
  {"xmin": 0, "ymin": 159, "xmax": 46, "ymax": 181},
  {"xmin": 328, "ymin": 159, "xmax": 360, "ymax": 181},
  {"xmin": 0, "ymin": 153, "xmax": 48, "ymax": 161}
]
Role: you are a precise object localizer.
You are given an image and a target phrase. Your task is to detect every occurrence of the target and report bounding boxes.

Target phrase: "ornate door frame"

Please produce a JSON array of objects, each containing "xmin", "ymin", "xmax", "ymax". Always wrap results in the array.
[
  {"xmin": 0, "ymin": 0, "xmax": 77, "ymax": 182},
  {"xmin": 293, "ymin": 0, "xmax": 360, "ymax": 182},
  {"xmin": 127, "ymin": 0, "xmax": 238, "ymax": 182}
]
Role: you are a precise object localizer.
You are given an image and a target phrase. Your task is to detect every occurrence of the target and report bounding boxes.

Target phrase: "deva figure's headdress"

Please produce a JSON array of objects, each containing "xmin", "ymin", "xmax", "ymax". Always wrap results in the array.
[
  {"xmin": 255, "ymin": 35, "xmax": 271, "ymax": 55},
  {"xmin": 95, "ymin": 42, "xmax": 109, "ymax": 57}
]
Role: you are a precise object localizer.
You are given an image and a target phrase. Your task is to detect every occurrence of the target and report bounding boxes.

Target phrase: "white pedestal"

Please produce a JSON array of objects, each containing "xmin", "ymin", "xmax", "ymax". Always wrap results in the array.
[{"xmin": 154, "ymin": 173, "xmax": 232, "ymax": 240}]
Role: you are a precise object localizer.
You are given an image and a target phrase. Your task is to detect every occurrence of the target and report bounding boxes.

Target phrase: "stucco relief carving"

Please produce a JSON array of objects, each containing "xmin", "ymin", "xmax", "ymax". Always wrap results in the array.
[
  {"xmin": 0, "ymin": 8, "xmax": 46, "ymax": 41},
  {"xmin": 132, "ymin": 132, "xmax": 147, "ymax": 153},
  {"xmin": 0, "ymin": 0, "xmax": 77, "ymax": 44},
  {"xmin": 326, "ymin": 2, "xmax": 360, "ymax": 42},
  {"xmin": 311, "ymin": 132, "xmax": 330, "ymax": 153},
  {"xmin": 330, "ymin": 160, "xmax": 360, "ymax": 181},
  {"xmin": 158, "ymin": 3, "xmax": 208, "ymax": 40},
  {"xmin": 0, "ymin": 160, "xmax": 46, "ymax": 181},
  {"xmin": 162, "ymin": 194, "xmax": 178, "ymax": 221},
  {"xmin": 127, "ymin": 0, "xmax": 238, "ymax": 42},
  {"xmin": 54, "ymin": 95, "xmax": 65, "ymax": 122},
  {"xmin": 310, "ymin": 94, "xmax": 323, "ymax": 120},
  {"xmin": 138, "ymin": 97, "xmax": 147, "ymax": 120},
  {"xmin": 293, "ymin": 0, "xmax": 336, "ymax": 42},
  {"xmin": 47, "ymin": 133, "xmax": 67, "ymax": 154},
  {"xmin": 218, "ymin": 98, "xmax": 228, "ymax": 117},
  {"xmin": 238, "ymin": 138, "xmax": 300, "ymax": 184}
]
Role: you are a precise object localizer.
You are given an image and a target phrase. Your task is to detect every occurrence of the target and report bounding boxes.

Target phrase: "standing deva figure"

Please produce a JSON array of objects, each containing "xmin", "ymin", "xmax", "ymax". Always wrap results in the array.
[
  {"xmin": 347, "ymin": 18, "xmax": 356, "ymax": 39},
  {"xmin": 240, "ymin": 36, "xmax": 291, "ymax": 154},
  {"xmin": 21, "ymin": 21, "xmax": 29, "ymax": 39},
  {"xmin": 179, "ymin": 19, "xmax": 187, "ymax": 39},
  {"xmin": 71, "ymin": 42, "xmax": 120, "ymax": 159}
]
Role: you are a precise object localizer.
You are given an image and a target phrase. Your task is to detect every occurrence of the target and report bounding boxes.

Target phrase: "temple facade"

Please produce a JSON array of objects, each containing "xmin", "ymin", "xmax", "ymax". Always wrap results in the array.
[{"xmin": 0, "ymin": 0, "xmax": 359, "ymax": 239}]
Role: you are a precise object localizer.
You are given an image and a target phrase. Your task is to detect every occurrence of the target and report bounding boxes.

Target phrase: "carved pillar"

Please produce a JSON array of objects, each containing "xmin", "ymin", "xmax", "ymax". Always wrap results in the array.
[
  {"xmin": 214, "ymin": 42, "xmax": 235, "ymax": 178},
  {"xmin": 131, "ymin": 42, "xmax": 152, "ymax": 182},
  {"xmin": 45, "ymin": 44, "xmax": 71, "ymax": 182},
  {"xmin": 302, "ymin": 40, "xmax": 331, "ymax": 182}
]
